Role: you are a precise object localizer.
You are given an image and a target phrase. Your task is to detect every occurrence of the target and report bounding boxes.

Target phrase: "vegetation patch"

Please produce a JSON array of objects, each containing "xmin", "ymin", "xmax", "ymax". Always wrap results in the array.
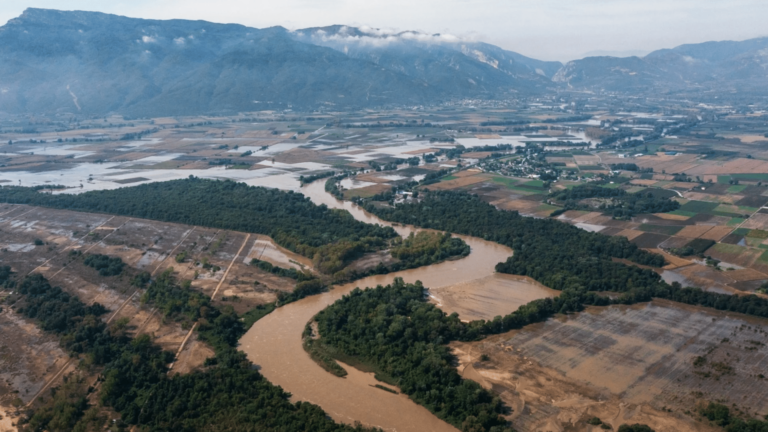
[
  {"xmin": 10, "ymin": 272, "xmax": 373, "ymax": 432},
  {"xmin": 669, "ymin": 210, "xmax": 698, "ymax": 217},
  {"xmin": 679, "ymin": 200, "xmax": 720, "ymax": 213},
  {"xmin": 638, "ymin": 224, "xmax": 683, "ymax": 236},
  {"xmin": 549, "ymin": 184, "xmax": 680, "ymax": 219},
  {"xmin": 0, "ymin": 178, "xmax": 398, "ymax": 276},
  {"xmin": 83, "ymin": 253, "xmax": 125, "ymax": 276},
  {"xmin": 748, "ymin": 229, "xmax": 768, "ymax": 239}
]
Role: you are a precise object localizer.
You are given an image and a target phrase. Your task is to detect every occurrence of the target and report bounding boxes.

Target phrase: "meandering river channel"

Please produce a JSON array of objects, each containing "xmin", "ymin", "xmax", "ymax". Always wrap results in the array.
[{"xmin": 240, "ymin": 181, "xmax": 555, "ymax": 431}]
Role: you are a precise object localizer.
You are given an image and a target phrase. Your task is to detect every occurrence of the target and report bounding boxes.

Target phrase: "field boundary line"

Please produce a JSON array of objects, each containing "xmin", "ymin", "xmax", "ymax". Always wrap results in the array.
[{"xmin": 168, "ymin": 232, "xmax": 251, "ymax": 372}]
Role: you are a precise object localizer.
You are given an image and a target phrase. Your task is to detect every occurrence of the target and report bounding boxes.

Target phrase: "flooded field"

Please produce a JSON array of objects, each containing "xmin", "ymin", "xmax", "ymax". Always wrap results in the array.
[{"xmin": 240, "ymin": 182, "xmax": 557, "ymax": 432}]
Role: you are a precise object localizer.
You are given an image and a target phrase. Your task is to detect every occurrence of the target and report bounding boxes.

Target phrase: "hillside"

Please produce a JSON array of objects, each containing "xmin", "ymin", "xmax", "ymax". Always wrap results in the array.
[
  {"xmin": 553, "ymin": 36, "xmax": 768, "ymax": 97},
  {"xmin": 0, "ymin": 9, "xmax": 556, "ymax": 117}
]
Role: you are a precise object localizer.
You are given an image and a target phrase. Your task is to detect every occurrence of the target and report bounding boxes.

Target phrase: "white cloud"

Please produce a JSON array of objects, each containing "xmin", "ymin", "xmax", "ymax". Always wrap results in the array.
[
  {"xmin": 141, "ymin": 35, "xmax": 156, "ymax": 43},
  {"xmin": 174, "ymin": 36, "xmax": 185, "ymax": 44},
  {"xmin": 304, "ymin": 27, "xmax": 465, "ymax": 47}
]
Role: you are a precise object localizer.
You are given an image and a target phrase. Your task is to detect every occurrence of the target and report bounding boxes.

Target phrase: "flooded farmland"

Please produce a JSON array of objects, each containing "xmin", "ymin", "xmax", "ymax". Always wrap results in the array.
[{"xmin": 240, "ymin": 181, "xmax": 558, "ymax": 432}]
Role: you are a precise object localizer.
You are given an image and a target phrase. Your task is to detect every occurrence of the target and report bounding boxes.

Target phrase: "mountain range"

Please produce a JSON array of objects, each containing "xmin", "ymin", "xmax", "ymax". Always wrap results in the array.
[
  {"xmin": 0, "ymin": 8, "xmax": 765, "ymax": 116},
  {"xmin": 555, "ymin": 38, "xmax": 768, "ymax": 96}
]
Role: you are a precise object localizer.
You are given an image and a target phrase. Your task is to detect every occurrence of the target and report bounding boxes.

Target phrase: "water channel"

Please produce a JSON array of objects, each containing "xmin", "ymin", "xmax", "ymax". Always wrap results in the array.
[{"xmin": 240, "ymin": 181, "xmax": 556, "ymax": 431}]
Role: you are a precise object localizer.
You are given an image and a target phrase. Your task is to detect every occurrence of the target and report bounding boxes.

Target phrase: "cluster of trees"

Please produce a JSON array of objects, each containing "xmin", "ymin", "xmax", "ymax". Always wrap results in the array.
[
  {"xmin": 668, "ymin": 238, "xmax": 715, "ymax": 257},
  {"xmin": 83, "ymin": 253, "xmax": 125, "ymax": 276},
  {"xmin": 329, "ymin": 232, "xmax": 470, "ymax": 285},
  {"xmin": 13, "ymin": 271, "xmax": 376, "ymax": 432},
  {"xmin": 0, "ymin": 265, "xmax": 13, "ymax": 288},
  {"xmin": 250, "ymin": 258, "xmax": 315, "ymax": 282},
  {"xmin": 420, "ymin": 168, "xmax": 454, "ymax": 186},
  {"xmin": 314, "ymin": 278, "xmax": 514, "ymax": 432},
  {"xmin": 325, "ymin": 174, "xmax": 349, "ymax": 200},
  {"xmin": 390, "ymin": 231, "xmax": 470, "ymax": 265},
  {"xmin": 366, "ymin": 190, "xmax": 768, "ymax": 320},
  {"xmin": 699, "ymin": 402, "xmax": 768, "ymax": 431},
  {"xmin": 0, "ymin": 178, "xmax": 397, "ymax": 275},
  {"xmin": 610, "ymin": 163, "xmax": 641, "ymax": 171},
  {"xmin": 367, "ymin": 190, "xmax": 664, "ymax": 292},
  {"xmin": 300, "ymin": 171, "xmax": 336, "ymax": 185},
  {"xmin": 549, "ymin": 184, "xmax": 680, "ymax": 219}
]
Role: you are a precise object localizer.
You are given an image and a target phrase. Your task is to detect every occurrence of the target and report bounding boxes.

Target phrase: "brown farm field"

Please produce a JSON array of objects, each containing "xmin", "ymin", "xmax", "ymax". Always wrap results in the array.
[{"xmin": 451, "ymin": 300, "xmax": 768, "ymax": 432}]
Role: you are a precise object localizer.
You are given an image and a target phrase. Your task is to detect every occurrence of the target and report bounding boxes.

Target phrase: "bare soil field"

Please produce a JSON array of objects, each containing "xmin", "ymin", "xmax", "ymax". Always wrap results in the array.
[
  {"xmin": 428, "ymin": 274, "xmax": 559, "ymax": 322},
  {"xmin": 424, "ymin": 175, "xmax": 488, "ymax": 190},
  {"xmin": 454, "ymin": 300, "xmax": 768, "ymax": 431},
  {"xmin": 676, "ymin": 225, "xmax": 714, "ymax": 238}
]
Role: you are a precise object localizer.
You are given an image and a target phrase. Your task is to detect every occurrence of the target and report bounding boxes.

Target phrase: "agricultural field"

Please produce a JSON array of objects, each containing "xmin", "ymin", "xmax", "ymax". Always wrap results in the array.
[{"xmin": 4, "ymin": 103, "xmax": 768, "ymax": 431}]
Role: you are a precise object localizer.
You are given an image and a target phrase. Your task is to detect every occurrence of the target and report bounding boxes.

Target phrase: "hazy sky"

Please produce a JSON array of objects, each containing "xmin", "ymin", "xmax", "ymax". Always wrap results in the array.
[{"xmin": 2, "ymin": 0, "xmax": 767, "ymax": 61}]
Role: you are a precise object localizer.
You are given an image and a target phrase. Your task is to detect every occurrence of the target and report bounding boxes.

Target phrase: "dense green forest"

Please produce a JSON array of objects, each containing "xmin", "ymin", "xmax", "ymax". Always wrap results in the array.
[
  {"xmin": 12, "ymin": 272, "xmax": 377, "ymax": 432},
  {"xmin": 548, "ymin": 184, "xmax": 680, "ymax": 219},
  {"xmin": 313, "ymin": 279, "xmax": 515, "ymax": 432},
  {"xmin": 0, "ymin": 178, "xmax": 397, "ymax": 274},
  {"xmin": 366, "ymin": 190, "xmax": 665, "ymax": 292},
  {"xmin": 365, "ymin": 190, "xmax": 768, "ymax": 320}
]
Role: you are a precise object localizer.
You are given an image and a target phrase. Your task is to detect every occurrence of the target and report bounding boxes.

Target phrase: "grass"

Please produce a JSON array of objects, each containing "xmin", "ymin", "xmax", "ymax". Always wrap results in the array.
[
  {"xmin": 739, "ymin": 206, "xmax": 760, "ymax": 213},
  {"xmin": 523, "ymin": 179, "xmax": 545, "ymax": 188},
  {"xmin": 535, "ymin": 204, "xmax": 560, "ymax": 213},
  {"xmin": 638, "ymin": 224, "xmax": 683, "ymax": 236},
  {"xmin": 441, "ymin": 175, "xmax": 458, "ymax": 181},
  {"xmin": 733, "ymin": 228, "xmax": 751, "ymax": 236},
  {"xmin": 711, "ymin": 243, "xmax": 749, "ymax": 256},
  {"xmin": 732, "ymin": 173, "xmax": 768, "ymax": 181},
  {"xmin": 489, "ymin": 176, "xmax": 519, "ymax": 188},
  {"xmin": 758, "ymin": 250, "xmax": 768, "ymax": 263},
  {"xmin": 679, "ymin": 200, "xmax": 720, "ymax": 213},
  {"xmin": 712, "ymin": 210, "xmax": 745, "ymax": 218},
  {"xmin": 601, "ymin": 183, "xmax": 622, "ymax": 189},
  {"xmin": 727, "ymin": 185, "xmax": 748, "ymax": 193},
  {"xmin": 727, "ymin": 217, "xmax": 746, "ymax": 226},
  {"xmin": 718, "ymin": 175, "xmax": 732, "ymax": 184},
  {"xmin": 749, "ymin": 229, "xmax": 768, "ymax": 239},
  {"xmin": 669, "ymin": 210, "xmax": 698, "ymax": 217},
  {"xmin": 578, "ymin": 165, "xmax": 604, "ymax": 171}
]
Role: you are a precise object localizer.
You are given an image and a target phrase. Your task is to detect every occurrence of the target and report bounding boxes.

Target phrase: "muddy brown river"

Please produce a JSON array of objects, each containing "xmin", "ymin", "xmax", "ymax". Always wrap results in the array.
[{"xmin": 240, "ymin": 181, "xmax": 556, "ymax": 431}]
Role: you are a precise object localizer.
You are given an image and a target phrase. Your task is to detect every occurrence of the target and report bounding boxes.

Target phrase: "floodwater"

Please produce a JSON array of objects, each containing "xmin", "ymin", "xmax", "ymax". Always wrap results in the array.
[{"xmin": 240, "ymin": 181, "xmax": 555, "ymax": 431}]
